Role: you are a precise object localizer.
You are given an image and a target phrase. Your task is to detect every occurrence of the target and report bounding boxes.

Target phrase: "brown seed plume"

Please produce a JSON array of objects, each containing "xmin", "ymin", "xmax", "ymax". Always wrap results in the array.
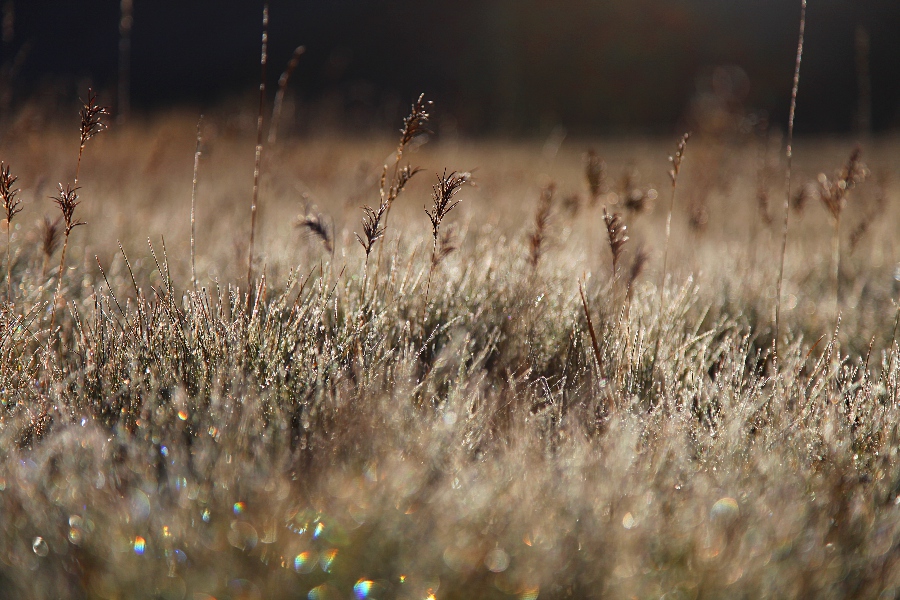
[
  {"xmin": 432, "ymin": 224, "xmax": 458, "ymax": 268},
  {"xmin": 356, "ymin": 203, "xmax": 387, "ymax": 258},
  {"xmin": 423, "ymin": 170, "xmax": 469, "ymax": 319},
  {"xmin": 398, "ymin": 94, "xmax": 431, "ymax": 155},
  {"xmin": 1, "ymin": 161, "xmax": 21, "ymax": 301},
  {"xmin": 603, "ymin": 207, "xmax": 628, "ymax": 276},
  {"xmin": 297, "ymin": 211, "xmax": 333, "ymax": 254},
  {"xmin": 528, "ymin": 184, "xmax": 554, "ymax": 270},
  {"xmin": 818, "ymin": 145, "xmax": 868, "ymax": 223},
  {"xmin": 0, "ymin": 162, "xmax": 20, "ymax": 223},
  {"xmin": 627, "ymin": 246, "xmax": 650, "ymax": 298},
  {"xmin": 426, "ymin": 170, "xmax": 468, "ymax": 241},
  {"xmin": 355, "ymin": 95, "xmax": 429, "ymax": 262},
  {"xmin": 669, "ymin": 133, "xmax": 690, "ymax": 186},
  {"xmin": 584, "ymin": 150, "xmax": 606, "ymax": 205},
  {"xmin": 40, "ymin": 216, "xmax": 62, "ymax": 260}
]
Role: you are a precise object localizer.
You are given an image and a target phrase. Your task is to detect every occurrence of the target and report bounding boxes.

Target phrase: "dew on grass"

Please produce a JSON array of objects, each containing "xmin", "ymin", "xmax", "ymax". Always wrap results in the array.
[
  {"xmin": 319, "ymin": 548, "xmax": 338, "ymax": 572},
  {"xmin": 32, "ymin": 537, "xmax": 48, "ymax": 557},
  {"xmin": 308, "ymin": 583, "xmax": 339, "ymax": 600},
  {"xmin": 293, "ymin": 551, "xmax": 316, "ymax": 573},
  {"xmin": 485, "ymin": 547, "xmax": 510, "ymax": 573},
  {"xmin": 353, "ymin": 579, "xmax": 374, "ymax": 599},
  {"xmin": 711, "ymin": 497, "xmax": 739, "ymax": 521},
  {"xmin": 519, "ymin": 588, "xmax": 539, "ymax": 600},
  {"xmin": 227, "ymin": 521, "xmax": 258, "ymax": 551}
]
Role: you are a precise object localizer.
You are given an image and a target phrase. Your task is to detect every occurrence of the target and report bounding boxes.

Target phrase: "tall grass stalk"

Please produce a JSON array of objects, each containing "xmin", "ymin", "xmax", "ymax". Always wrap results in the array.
[
  {"xmin": 268, "ymin": 45, "xmax": 304, "ymax": 145},
  {"xmin": 190, "ymin": 116, "xmax": 202, "ymax": 289},
  {"xmin": 423, "ymin": 170, "xmax": 467, "ymax": 323},
  {"xmin": 774, "ymin": 0, "xmax": 807, "ymax": 358},
  {"xmin": 247, "ymin": 3, "xmax": 269, "ymax": 309},
  {"xmin": 659, "ymin": 133, "xmax": 689, "ymax": 307},
  {"xmin": 652, "ymin": 133, "xmax": 689, "ymax": 375},
  {"xmin": 371, "ymin": 95, "xmax": 430, "ymax": 291},
  {"xmin": 819, "ymin": 146, "xmax": 867, "ymax": 326},
  {"xmin": 50, "ymin": 90, "xmax": 107, "ymax": 331}
]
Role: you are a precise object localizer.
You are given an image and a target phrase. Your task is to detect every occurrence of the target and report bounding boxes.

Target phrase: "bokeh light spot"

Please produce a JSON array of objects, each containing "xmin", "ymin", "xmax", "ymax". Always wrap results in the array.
[
  {"xmin": 319, "ymin": 548, "xmax": 338, "ymax": 572},
  {"xmin": 519, "ymin": 587, "xmax": 539, "ymax": 600},
  {"xmin": 293, "ymin": 551, "xmax": 316, "ymax": 573},
  {"xmin": 711, "ymin": 497, "xmax": 740, "ymax": 520},
  {"xmin": 354, "ymin": 579, "xmax": 374, "ymax": 599}
]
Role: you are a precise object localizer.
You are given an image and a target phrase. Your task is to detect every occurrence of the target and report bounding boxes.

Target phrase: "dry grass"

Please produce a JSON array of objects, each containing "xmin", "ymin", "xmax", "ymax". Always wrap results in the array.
[{"xmin": 0, "ymin": 93, "xmax": 899, "ymax": 599}]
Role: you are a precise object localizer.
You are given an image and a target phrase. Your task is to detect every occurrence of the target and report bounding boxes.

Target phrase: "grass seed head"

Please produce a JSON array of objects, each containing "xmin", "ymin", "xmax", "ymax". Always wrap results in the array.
[
  {"xmin": 603, "ymin": 206, "xmax": 629, "ymax": 274},
  {"xmin": 40, "ymin": 216, "xmax": 63, "ymax": 259},
  {"xmin": 791, "ymin": 181, "xmax": 817, "ymax": 215},
  {"xmin": 0, "ymin": 161, "xmax": 21, "ymax": 225},
  {"xmin": 356, "ymin": 203, "xmax": 387, "ymax": 257},
  {"xmin": 627, "ymin": 245, "xmax": 650, "ymax": 296},
  {"xmin": 669, "ymin": 132, "xmax": 690, "ymax": 186},
  {"xmin": 296, "ymin": 211, "xmax": 333, "ymax": 253},
  {"xmin": 433, "ymin": 224, "xmax": 458, "ymax": 267},
  {"xmin": 623, "ymin": 185, "xmax": 658, "ymax": 214},
  {"xmin": 398, "ymin": 93, "xmax": 431, "ymax": 153},
  {"xmin": 51, "ymin": 183, "xmax": 84, "ymax": 234},
  {"xmin": 818, "ymin": 145, "xmax": 867, "ymax": 222},
  {"xmin": 79, "ymin": 89, "xmax": 109, "ymax": 148},
  {"xmin": 426, "ymin": 170, "xmax": 468, "ymax": 240},
  {"xmin": 584, "ymin": 149, "xmax": 606, "ymax": 204},
  {"xmin": 528, "ymin": 183, "xmax": 554, "ymax": 269}
]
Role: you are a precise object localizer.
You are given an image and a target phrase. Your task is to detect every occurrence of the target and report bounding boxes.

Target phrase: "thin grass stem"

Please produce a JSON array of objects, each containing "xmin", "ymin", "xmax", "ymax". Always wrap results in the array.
[
  {"xmin": 774, "ymin": 0, "xmax": 807, "ymax": 359},
  {"xmin": 247, "ymin": 3, "xmax": 269, "ymax": 310}
]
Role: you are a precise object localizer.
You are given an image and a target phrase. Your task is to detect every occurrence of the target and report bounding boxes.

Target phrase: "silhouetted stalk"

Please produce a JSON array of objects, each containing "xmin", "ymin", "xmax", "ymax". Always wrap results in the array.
[
  {"xmin": 774, "ymin": 0, "xmax": 807, "ymax": 358},
  {"xmin": 269, "ymin": 45, "xmax": 304, "ymax": 145}
]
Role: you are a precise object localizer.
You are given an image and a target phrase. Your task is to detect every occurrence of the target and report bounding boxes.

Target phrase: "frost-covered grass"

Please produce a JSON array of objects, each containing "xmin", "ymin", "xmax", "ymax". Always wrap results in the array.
[{"xmin": 1, "ymin": 110, "xmax": 900, "ymax": 598}]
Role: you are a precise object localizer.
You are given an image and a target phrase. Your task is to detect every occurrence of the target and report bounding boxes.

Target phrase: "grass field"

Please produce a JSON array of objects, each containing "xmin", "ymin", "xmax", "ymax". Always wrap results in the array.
[{"xmin": 1, "ymin": 100, "xmax": 900, "ymax": 599}]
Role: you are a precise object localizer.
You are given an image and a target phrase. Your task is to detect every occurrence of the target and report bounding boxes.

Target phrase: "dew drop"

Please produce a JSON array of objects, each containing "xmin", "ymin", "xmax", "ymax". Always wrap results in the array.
[{"xmin": 32, "ymin": 537, "xmax": 48, "ymax": 557}]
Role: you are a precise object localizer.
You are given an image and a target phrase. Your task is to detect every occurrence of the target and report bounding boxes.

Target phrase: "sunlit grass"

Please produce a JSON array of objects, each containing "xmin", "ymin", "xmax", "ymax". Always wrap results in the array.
[{"xmin": 0, "ymin": 103, "xmax": 898, "ymax": 598}]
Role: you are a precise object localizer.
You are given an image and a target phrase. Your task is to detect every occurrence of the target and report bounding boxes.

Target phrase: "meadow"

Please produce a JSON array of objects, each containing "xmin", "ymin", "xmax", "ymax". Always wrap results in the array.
[{"xmin": 0, "ymin": 93, "xmax": 899, "ymax": 600}]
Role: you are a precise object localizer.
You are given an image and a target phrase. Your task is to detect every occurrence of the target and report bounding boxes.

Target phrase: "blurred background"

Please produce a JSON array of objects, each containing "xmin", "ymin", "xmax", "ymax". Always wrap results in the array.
[{"xmin": 1, "ymin": 0, "xmax": 899, "ymax": 136}]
